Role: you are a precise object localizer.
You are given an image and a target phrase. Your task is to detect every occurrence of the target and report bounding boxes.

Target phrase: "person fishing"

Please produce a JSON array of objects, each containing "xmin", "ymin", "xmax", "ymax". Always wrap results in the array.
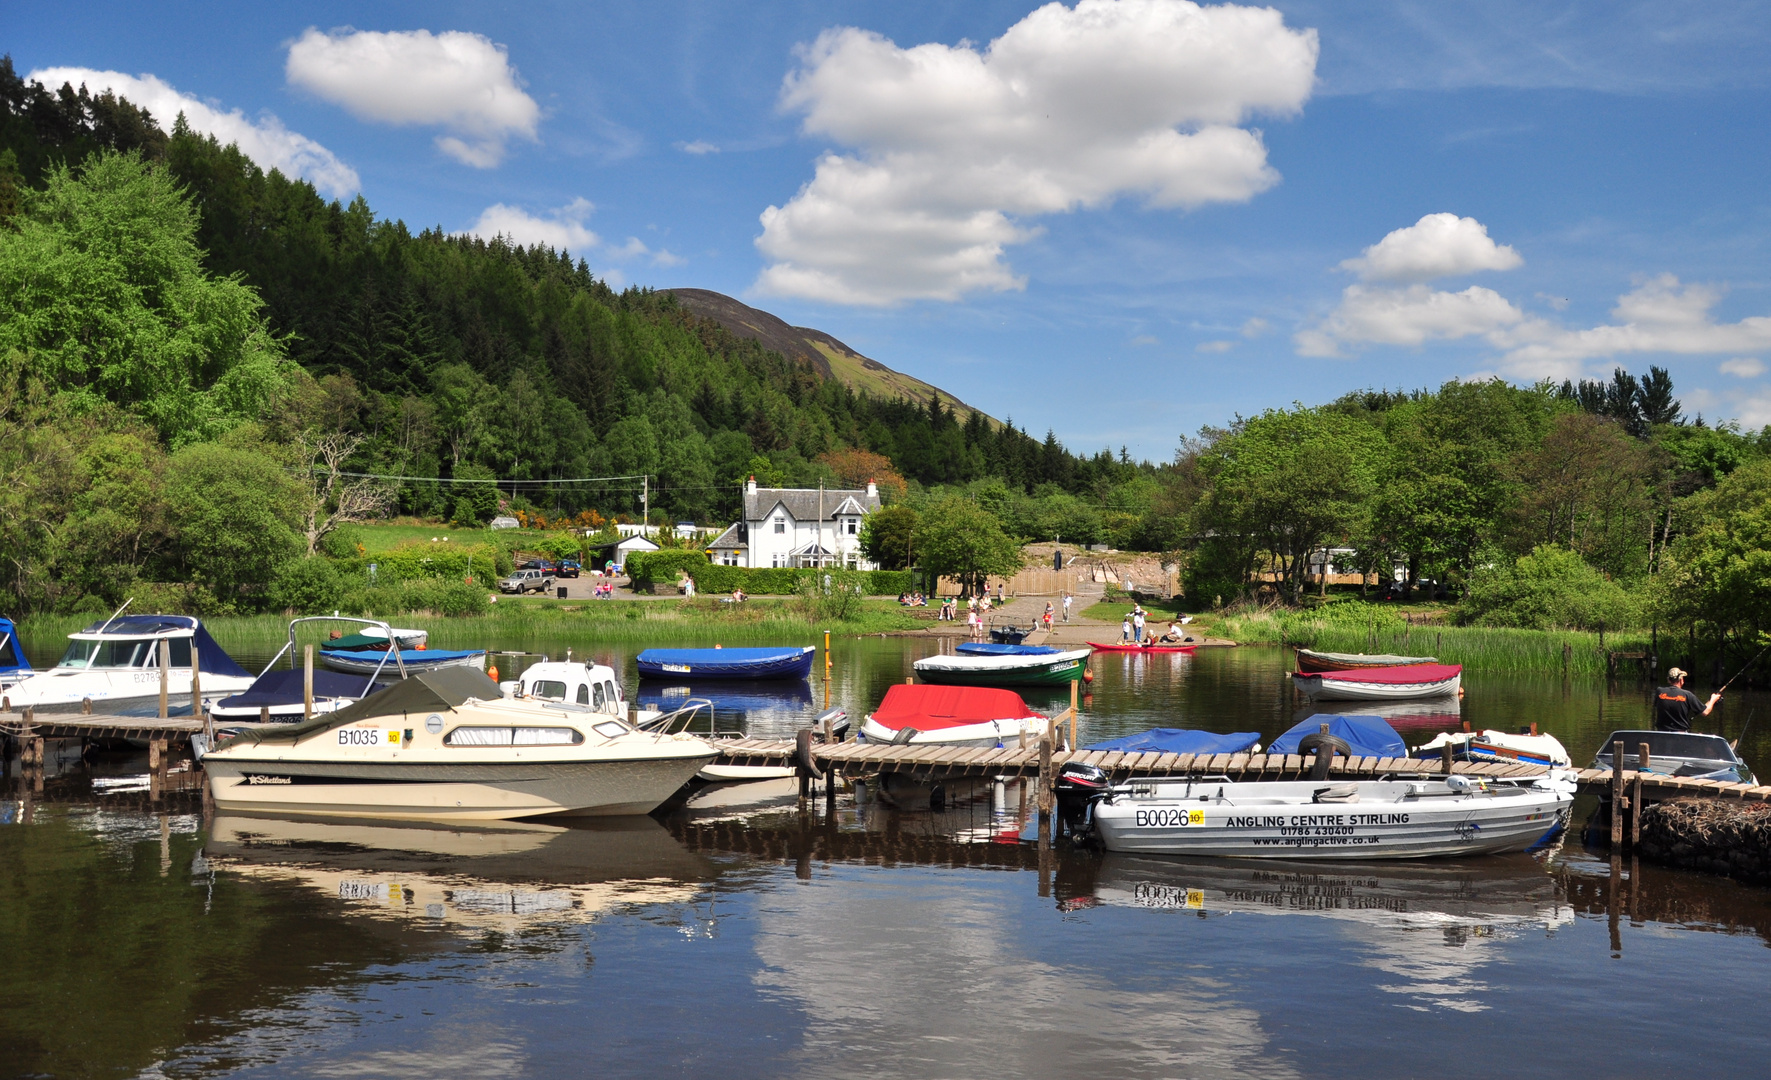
[{"xmin": 1654, "ymin": 666, "xmax": 1721, "ymax": 732}]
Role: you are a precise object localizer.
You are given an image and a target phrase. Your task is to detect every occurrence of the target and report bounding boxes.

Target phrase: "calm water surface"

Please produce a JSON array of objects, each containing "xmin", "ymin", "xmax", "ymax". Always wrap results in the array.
[{"xmin": 5, "ymin": 637, "xmax": 1771, "ymax": 1079}]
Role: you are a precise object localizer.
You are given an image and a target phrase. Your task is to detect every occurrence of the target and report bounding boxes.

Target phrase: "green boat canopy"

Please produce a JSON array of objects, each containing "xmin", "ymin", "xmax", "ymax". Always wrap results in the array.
[{"xmin": 223, "ymin": 667, "xmax": 503, "ymax": 745}]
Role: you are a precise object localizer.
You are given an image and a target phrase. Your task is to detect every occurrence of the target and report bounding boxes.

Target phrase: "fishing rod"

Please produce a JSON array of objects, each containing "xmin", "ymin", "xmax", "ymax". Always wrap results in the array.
[
  {"xmin": 1733, "ymin": 708, "xmax": 1755, "ymax": 752},
  {"xmin": 1715, "ymin": 642, "xmax": 1771, "ymax": 696}
]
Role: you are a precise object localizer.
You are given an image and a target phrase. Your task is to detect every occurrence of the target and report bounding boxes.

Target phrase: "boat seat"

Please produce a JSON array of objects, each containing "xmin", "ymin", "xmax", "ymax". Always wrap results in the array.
[{"xmin": 1311, "ymin": 784, "xmax": 1361, "ymax": 803}]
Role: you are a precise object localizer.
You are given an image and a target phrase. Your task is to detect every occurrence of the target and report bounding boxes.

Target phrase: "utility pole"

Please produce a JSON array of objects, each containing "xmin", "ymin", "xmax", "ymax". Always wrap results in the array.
[{"xmin": 642, "ymin": 475, "xmax": 649, "ymax": 534}]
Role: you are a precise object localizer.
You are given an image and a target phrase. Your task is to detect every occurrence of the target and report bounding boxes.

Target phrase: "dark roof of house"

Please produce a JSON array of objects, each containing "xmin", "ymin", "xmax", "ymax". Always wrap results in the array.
[
  {"xmin": 745, "ymin": 487, "xmax": 879, "ymax": 522},
  {"xmin": 708, "ymin": 523, "xmax": 745, "ymax": 550}
]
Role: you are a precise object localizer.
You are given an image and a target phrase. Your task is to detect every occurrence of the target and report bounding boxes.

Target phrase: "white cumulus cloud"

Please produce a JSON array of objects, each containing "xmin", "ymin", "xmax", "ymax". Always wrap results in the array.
[
  {"xmin": 285, "ymin": 27, "xmax": 540, "ymax": 168},
  {"xmin": 1338, "ymin": 212, "xmax": 1522, "ymax": 283},
  {"xmin": 28, "ymin": 66, "xmax": 358, "ymax": 197},
  {"xmin": 755, "ymin": 0, "xmax": 1319, "ymax": 306},
  {"xmin": 464, "ymin": 198, "xmax": 599, "ymax": 252},
  {"xmin": 1299, "ymin": 217, "xmax": 1771, "ymax": 382}
]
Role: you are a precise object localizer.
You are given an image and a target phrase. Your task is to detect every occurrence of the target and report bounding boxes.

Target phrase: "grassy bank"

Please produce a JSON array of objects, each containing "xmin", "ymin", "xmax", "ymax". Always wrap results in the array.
[
  {"xmin": 17, "ymin": 598, "xmax": 925, "ymax": 660},
  {"xmin": 1213, "ymin": 609, "xmax": 1650, "ymax": 676}
]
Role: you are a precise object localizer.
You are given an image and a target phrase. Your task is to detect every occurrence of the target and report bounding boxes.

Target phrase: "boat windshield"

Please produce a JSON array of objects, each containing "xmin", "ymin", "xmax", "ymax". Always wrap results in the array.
[
  {"xmin": 56, "ymin": 636, "xmax": 192, "ymax": 670},
  {"xmin": 0, "ymin": 633, "xmax": 19, "ymax": 668},
  {"xmin": 1600, "ymin": 731, "xmax": 1737, "ymax": 761}
]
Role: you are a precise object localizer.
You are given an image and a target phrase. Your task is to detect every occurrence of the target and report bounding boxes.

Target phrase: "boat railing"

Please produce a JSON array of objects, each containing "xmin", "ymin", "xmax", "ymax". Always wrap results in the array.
[
  {"xmin": 262, "ymin": 615, "xmax": 410, "ymax": 692},
  {"xmin": 640, "ymin": 698, "xmax": 717, "ymax": 739}
]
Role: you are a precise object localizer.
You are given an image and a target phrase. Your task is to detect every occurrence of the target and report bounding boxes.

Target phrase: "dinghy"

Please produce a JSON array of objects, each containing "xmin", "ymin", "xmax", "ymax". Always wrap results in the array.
[
  {"xmin": 1088, "ymin": 641, "xmax": 1198, "ymax": 654},
  {"xmin": 1590, "ymin": 730, "xmax": 1756, "ymax": 786},
  {"xmin": 1292, "ymin": 663, "xmax": 1461, "ymax": 701},
  {"xmin": 635, "ymin": 646, "xmax": 816, "ymax": 681},
  {"xmin": 956, "ymin": 642, "xmax": 1058, "ymax": 656},
  {"xmin": 320, "ymin": 645, "xmax": 486, "ymax": 676},
  {"xmin": 1086, "ymin": 771, "xmax": 1574, "ymax": 859},
  {"xmin": 859, "ymin": 684, "xmax": 1047, "ymax": 748},
  {"xmin": 1416, "ymin": 729, "xmax": 1572, "ymax": 768},
  {"xmin": 913, "ymin": 647, "xmax": 1090, "ymax": 686},
  {"xmin": 1296, "ymin": 648, "xmax": 1436, "ymax": 672}
]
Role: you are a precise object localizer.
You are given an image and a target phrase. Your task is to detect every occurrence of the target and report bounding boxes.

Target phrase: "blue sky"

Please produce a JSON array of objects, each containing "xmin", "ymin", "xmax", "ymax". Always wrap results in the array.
[{"xmin": 11, "ymin": 1, "xmax": 1771, "ymax": 460}]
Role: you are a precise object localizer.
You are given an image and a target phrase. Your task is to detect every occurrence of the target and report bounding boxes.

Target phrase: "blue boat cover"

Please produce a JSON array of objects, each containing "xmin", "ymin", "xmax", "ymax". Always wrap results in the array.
[
  {"xmin": 636, "ymin": 647, "xmax": 815, "ymax": 680},
  {"xmin": 1270, "ymin": 714, "xmax": 1406, "ymax": 758},
  {"xmin": 1084, "ymin": 728, "xmax": 1261, "ymax": 755},
  {"xmin": 0, "ymin": 617, "xmax": 28, "ymax": 675},
  {"xmin": 77, "ymin": 614, "xmax": 253, "ymax": 678},
  {"xmin": 219, "ymin": 669, "xmax": 388, "ymax": 709},
  {"xmin": 320, "ymin": 648, "xmax": 484, "ymax": 667},
  {"xmin": 956, "ymin": 643, "xmax": 1060, "ymax": 656}
]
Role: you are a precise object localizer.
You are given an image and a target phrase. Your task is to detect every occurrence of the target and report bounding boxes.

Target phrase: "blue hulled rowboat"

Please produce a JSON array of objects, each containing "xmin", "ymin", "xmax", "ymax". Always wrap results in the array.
[{"xmin": 635, "ymin": 646, "xmax": 817, "ymax": 681}]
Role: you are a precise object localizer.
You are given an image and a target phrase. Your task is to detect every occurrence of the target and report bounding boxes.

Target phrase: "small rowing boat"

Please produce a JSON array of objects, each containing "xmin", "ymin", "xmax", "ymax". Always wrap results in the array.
[
  {"xmin": 955, "ymin": 643, "xmax": 1058, "ymax": 656},
  {"xmin": 635, "ymin": 646, "xmax": 816, "ymax": 681},
  {"xmin": 1415, "ymin": 729, "xmax": 1571, "ymax": 768},
  {"xmin": 859, "ymin": 684, "xmax": 1047, "ymax": 747},
  {"xmin": 321, "ymin": 647, "xmax": 487, "ymax": 676},
  {"xmin": 1088, "ymin": 641, "xmax": 1198, "ymax": 654},
  {"xmin": 1292, "ymin": 663, "xmax": 1461, "ymax": 701},
  {"xmin": 1296, "ymin": 648, "xmax": 1436, "ymax": 672},
  {"xmin": 913, "ymin": 647, "xmax": 1090, "ymax": 686}
]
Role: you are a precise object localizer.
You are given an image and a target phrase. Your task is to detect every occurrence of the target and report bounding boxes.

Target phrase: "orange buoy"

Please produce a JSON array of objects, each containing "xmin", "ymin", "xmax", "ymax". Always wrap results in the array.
[
  {"xmin": 415, "ymin": 642, "xmax": 427, "ymax": 651},
  {"xmin": 1082, "ymin": 668, "xmax": 1094, "ymax": 684},
  {"xmin": 487, "ymin": 665, "xmax": 499, "ymax": 682}
]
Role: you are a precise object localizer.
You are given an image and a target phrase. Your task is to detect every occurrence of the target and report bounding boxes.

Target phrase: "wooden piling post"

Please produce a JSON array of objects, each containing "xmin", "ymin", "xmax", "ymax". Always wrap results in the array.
[
  {"xmin": 1441, "ymin": 741, "xmax": 1454, "ymax": 774},
  {"xmin": 303, "ymin": 644, "xmax": 315, "ymax": 721},
  {"xmin": 1036, "ymin": 734, "xmax": 1053, "ymax": 852},
  {"xmin": 81, "ymin": 697, "xmax": 92, "ymax": 715},
  {"xmin": 1633, "ymin": 741, "xmax": 1650, "ymax": 847},
  {"xmin": 190, "ymin": 642, "xmax": 203, "ymax": 723},
  {"xmin": 796, "ymin": 728, "xmax": 813, "ymax": 809},
  {"xmin": 158, "ymin": 639, "xmax": 170, "ymax": 719},
  {"xmin": 1610, "ymin": 739, "xmax": 1625, "ymax": 847},
  {"xmin": 1070, "ymin": 680, "xmax": 1079, "ymax": 750}
]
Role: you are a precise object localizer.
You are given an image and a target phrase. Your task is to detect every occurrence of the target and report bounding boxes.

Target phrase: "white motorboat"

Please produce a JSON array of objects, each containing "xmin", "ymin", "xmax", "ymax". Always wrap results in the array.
[
  {"xmin": 1086, "ymin": 772, "xmax": 1573, "ymax": 859},
  {"xmin": 201, "ymin": 667, "xmax": 718, "ymax": 820},
  {"xmin": 0, "ymin": 614, "xmax": 255, "ymax": 715},
  {"xmin": 1292, "ymin": 663, "xmax": 1462, "ymax": 701},
  {"xmin": 859, "ymin": 684, "xmax": 1048, "ymax": 748}
]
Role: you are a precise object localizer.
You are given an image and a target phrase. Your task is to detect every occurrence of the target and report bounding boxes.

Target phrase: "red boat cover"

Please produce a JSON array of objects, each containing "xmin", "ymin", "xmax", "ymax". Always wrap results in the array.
[
  {"xmin": 1298, "ymin": 663, "xmax": 1462, "ymax": 684},
  {"xmin": 870, "ymin": 684, "xmax": 1041, "ymax": 731}
]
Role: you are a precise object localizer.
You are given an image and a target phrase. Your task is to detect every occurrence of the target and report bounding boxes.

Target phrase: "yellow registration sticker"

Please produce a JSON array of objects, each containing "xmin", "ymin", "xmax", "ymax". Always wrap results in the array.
[
  {"xmin": 387, "ymin": 729, "xmax": 402, "ymax": 746},
  {"xmin": 1187, "ymin": 809, "xmax": 1205, "ymax": 825},
  {"xmin": 1186, "ymin": 889, "xmax": 1205, "ymax": 909}
]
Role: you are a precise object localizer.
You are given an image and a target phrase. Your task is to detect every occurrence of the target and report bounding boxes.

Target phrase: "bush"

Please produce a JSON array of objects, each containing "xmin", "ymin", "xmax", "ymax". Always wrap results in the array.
[
  {"xmin": 625, "ymin": 550, "xmax": 711, "ymax": 591},
  {"xmin": 1457, "ymin": 545, "xmax": 1640, "ymax": 630},
  {"xmin": 334, "ymin": 541, "xmax": 499, "ymax": 586},
  {"xmin": 268, "ymin": 557, "xmax": 345, "ymax": 613},
  {"xmin": 337, "ymin": 579, "xmax": 491, "ymax": 618}
]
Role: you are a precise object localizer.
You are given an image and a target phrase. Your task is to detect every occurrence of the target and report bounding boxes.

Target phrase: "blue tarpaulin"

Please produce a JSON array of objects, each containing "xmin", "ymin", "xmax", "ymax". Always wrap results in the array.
[
  {"xmin": 1270, "ymin": 714, "xmax": 1406, "ymax": 757},
  {"xmin": 1084, "ymin": 728, "xmax": 1261, "ymax": 755},
  {"xmin": 219, "ymin": 669, "xmax": 387, "ymax": 709},
  {"xmin": 0, "ymin": 617, "xmax": 29, "ymax": 676},
  {"xmin": 956, "ymin": 643, "xmax": 1059, "ymax": 656},
  {"xmin": 636, "ymin": 646, "xmax": 816, "ymax": 680}
]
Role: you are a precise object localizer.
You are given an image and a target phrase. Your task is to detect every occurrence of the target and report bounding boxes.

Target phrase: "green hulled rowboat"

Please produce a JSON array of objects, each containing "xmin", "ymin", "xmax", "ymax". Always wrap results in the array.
[{"xmin": 912, "ymin": 648, "xmax": 1090, "ymax": 686}]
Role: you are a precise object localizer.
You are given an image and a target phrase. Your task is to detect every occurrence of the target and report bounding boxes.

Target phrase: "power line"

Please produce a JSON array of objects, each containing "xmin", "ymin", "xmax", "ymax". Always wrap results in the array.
[{"xmin": 326, "ymin": 470, "xmax": 650, "ymax": 486}]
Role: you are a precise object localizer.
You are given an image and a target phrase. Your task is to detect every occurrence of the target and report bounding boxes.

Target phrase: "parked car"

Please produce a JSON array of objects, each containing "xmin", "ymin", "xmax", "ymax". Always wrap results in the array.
[
  {"xmin": 499, "ymin": 568, "xmax": 556, "ymax": 594},
  {"xmin": 556, "ymin": 559, "xmax": 582, "ymax": 578},
  {"xmin": 519, "ymin": 558, "xmax": 557, "ymax": 572}
]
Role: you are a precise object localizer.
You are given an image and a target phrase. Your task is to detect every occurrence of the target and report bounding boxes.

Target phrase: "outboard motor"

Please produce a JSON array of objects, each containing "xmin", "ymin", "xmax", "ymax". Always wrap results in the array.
[{"xmin": 1055, "ymin": 761, "xmax": 1110, "ymax": 835}]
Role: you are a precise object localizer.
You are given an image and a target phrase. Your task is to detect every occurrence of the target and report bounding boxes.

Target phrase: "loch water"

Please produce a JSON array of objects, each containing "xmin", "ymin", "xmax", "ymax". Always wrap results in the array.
[{"xmin": 5, "ymin": 638, "xmax": 1771, "ymax": 1080}]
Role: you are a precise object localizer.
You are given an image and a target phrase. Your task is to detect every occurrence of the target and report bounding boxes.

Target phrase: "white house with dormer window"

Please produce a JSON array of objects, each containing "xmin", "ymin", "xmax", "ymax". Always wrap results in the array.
[{"xmin": 707, "ymin": 477, "xmax": 882, "ymax": 570}]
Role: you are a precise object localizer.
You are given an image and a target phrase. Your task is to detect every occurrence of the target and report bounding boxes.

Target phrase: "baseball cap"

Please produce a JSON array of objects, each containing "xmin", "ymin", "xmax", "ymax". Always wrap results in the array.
[{"xmin": 1667, "ymin": 666, "xmax": 1687, "ymax": 679}]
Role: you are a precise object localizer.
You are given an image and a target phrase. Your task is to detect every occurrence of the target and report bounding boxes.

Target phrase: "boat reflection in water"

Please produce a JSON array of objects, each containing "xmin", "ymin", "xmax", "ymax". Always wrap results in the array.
[
  {"xmin": 1292, "ymin": 697, "xmax": 1464, "ymax": 734},
  {"xmin": 638, "ymin": 679, "xmax": 815, "ymax": 740},
  {"xmin": 1081, "ymin": 852, "xmax": 1572, "ymax": 1012},
  {"xmin": 204, "ymin": 814, "xmax": 714, "ymax": 932}
]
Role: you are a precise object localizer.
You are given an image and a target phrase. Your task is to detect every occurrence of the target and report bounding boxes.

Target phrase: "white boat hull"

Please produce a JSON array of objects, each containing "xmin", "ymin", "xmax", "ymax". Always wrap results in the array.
[
  {"xmin": 2, "ymin": 670, "xmax": 254, "ymax": 714},
  {"xmin": 697, "ymin": 763, "xmax": 796, "ymax": 782},
  {"xmin": 859, "ymin": 715, "xmax": 1044, "ymax": 748},
  {"xmin": 205, "ymin": 754, "xmax": 711, "ymax": 820},
  {"xmin": 1292, "ymin": 673, "xmax": 1461, "ymax": 701},
  {"xmin": 1092, "ymin": 775, "xmax": 1572, "ymax": 859}
]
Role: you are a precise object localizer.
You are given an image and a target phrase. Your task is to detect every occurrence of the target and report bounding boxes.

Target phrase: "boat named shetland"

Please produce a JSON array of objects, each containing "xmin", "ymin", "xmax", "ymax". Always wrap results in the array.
[
  {"xmin": 913, "ymin": 647, "xmax": 1090, "ymax": 686},
  {"xmin": 201, "ymin": 667, "xmax": 717, "ymax": 820},
  {"xmin": 1086, "ymin": 772, "xmax": 1574, "ymax": 859},
  {"xmin": 1292, "ymin": 663, "xmax": 1461, "ymax": 701}
]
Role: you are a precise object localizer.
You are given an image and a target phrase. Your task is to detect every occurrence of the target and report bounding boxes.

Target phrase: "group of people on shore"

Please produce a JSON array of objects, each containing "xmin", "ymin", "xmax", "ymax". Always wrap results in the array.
[
  {"xmin": 896, "ymin": 592, "xmax": 929, "ymax": 607},
  {"xmin": 1119, "ymin": 605, "xmax": 1193, "ymax": 644}
]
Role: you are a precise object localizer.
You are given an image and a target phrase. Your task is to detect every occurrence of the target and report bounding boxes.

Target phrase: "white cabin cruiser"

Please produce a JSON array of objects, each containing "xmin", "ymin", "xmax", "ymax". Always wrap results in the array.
[
  {"xmin": 1083, "ymin": 772, "xmax": 1574, "ymax": 859},
  {"xmin": 202, "ymin": 667, "xmax": 717, "ymax": 820},
  {"xmin": 1, "ymin": 614, "xmax": 255, "ymax": 715}
]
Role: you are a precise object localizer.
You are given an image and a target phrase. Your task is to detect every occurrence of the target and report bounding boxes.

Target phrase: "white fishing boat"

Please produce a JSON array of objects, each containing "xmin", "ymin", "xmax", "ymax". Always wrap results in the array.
[
  {"xmin": 0, "ymin": 614, "xmax": 255, "ymax": 715},
  {"xmin": 1086, "ymin": 772, "xmax": 1573, "ymax": 859},
  {"xmin": 859, "ymin": 684, "xmax": 1047, "ymax": 748},
  {"xmin": 1292, "ymin": 663, "xmax": 1462, "ymax": 701},
  {"xmin": 201, "ymin": 667, "xmax": 717, "ymax": 821}
]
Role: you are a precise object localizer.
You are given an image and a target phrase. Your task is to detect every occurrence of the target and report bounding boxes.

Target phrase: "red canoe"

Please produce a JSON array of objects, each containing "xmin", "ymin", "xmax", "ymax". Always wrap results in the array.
[{"xmin": 1087, "ymin": 641, "xmax": 1198, "ymax": 653}]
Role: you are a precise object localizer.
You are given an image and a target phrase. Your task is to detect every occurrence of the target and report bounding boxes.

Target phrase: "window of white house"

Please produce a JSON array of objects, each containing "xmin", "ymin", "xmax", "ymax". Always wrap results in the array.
[
  {"xmin": 774, "ymin": 516, "xmax": 786, "ymax": 534},
  {"xmin": 845, "ymin": 518, "xmax": 858, "ymax": 535}
]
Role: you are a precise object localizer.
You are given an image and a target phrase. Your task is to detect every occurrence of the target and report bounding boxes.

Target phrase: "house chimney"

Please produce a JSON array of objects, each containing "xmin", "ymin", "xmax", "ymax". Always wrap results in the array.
[
  {"xmin": 746, "ymin": 474, "xmax": 757, "ymax": 494},
  {"xmin": 865, "ymin": 478, "xmax": 878, "ymax": 499}
]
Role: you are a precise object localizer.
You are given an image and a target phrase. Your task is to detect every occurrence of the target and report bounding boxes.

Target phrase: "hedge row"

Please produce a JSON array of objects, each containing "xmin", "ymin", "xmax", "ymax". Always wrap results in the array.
[{"xmin": 625, "ymin": 551, "xmax": 914, "ymax": 596}]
